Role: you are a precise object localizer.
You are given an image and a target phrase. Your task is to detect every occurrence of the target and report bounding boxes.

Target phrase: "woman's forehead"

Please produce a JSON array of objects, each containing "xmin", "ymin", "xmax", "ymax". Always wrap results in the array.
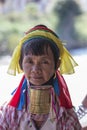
[{"xmin": 23, "ymin": 52, "xmax": 54, "ymax": 63}]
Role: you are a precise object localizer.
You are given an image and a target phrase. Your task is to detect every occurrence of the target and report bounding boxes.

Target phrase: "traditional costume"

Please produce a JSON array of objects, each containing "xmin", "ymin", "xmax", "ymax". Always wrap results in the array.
[{"xmin": 0, "ymin": 25, "xmax": 82, "ymax": 130}]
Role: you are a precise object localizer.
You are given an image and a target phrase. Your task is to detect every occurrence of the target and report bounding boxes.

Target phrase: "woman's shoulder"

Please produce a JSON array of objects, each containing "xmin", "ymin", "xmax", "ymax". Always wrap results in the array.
[{"xmin": 0, "ymin": 102, "xmax": 26, "ymax": 129}]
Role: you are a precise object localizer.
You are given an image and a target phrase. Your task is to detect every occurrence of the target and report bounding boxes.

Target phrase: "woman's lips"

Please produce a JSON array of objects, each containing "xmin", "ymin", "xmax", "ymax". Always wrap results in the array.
[{"xmin": 32, "ymin": 77, "xmax": 42, "ymax": 79}]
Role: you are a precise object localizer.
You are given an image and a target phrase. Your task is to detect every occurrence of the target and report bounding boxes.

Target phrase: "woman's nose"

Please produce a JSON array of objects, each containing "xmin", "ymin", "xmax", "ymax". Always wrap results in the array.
[{"xmin": 32, "ymin": 64, "xmax": 41, "ymax": 73}]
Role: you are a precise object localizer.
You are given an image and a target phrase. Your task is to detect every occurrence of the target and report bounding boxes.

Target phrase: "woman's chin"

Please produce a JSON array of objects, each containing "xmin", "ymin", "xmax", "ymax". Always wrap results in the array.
[{"xmin": 29, "ymin": 79, "xmax": 44, "ymax": 86}]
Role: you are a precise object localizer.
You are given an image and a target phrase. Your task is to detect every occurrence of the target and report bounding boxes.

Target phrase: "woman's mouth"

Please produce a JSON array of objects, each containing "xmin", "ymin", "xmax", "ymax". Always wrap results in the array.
[{"xmin": 32, "ymin": 77, "xmax": 42, "ymax": 79}]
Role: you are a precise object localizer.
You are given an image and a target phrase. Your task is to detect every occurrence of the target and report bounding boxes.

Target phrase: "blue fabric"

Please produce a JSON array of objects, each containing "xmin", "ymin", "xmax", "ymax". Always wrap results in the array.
[
  {"xmin": 11, "ymin": 88, "xmax": 17, "ymax": 95},
  {"xmin": 17, "ymin": 78, "xmax": 27, "ymax": 110},
  {"xmin": 53, "ymin": 77, "xmax": 60, "ymax": 95}
]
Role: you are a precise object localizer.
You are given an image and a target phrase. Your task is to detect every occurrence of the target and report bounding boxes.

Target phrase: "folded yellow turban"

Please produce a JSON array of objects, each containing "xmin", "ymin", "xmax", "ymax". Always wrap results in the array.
[{"xmin": 7, "ymin": 25, "xmax": 78, "ymax": 75}]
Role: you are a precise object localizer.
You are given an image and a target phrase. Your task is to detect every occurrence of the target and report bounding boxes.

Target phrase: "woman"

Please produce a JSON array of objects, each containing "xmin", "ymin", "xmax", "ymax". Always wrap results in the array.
[{"xmin": 0, "ymin": 25, "xmax": 82, "ymax": 130}]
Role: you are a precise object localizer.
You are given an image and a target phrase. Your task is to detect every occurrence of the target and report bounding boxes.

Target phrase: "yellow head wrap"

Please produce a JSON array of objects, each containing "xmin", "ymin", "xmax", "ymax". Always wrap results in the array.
[{"xmin": 7, "ymin": 25, "xmax": 78, "ymax": 75}]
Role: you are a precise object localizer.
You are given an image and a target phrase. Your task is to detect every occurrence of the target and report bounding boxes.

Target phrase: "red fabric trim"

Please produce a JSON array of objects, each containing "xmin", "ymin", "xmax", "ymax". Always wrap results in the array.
[
  {"xmin": 25, "ymin": 25, "xmax": 55, "ymax": 35},
  {"xmin": 8, "ymin": 75, "xmax": 25, "ymax": 107},
  {"xmin": 56, "ymin": 71, "xmax": 73, "ymax": 108}
]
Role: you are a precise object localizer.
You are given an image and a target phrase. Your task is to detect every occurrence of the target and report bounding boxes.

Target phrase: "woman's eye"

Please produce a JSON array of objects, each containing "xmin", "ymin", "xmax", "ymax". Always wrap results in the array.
[
  {"xmin": 42, "ymin": 60, "xmax": 49, "ymax": 64},
  {"xmin": 27, "ymin": 60, "xmax": 33, "ymax": 64}
]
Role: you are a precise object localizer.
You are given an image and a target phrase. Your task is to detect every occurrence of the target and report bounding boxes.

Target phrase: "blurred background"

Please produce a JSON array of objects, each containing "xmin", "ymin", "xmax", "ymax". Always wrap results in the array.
[{"xmin": 0, "ymin": 0, "xmax": 87, "ymax": 126}]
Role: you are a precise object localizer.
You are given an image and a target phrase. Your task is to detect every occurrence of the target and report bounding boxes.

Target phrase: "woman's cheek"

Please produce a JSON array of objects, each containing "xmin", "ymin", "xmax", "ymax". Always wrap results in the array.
[
  {"xmin": 23, "ymin": 68, "xmax": 31, "ymax": 79},
  {"xmin": 22, "ymin": 64, "xmax": 31, "ymax": 73}
]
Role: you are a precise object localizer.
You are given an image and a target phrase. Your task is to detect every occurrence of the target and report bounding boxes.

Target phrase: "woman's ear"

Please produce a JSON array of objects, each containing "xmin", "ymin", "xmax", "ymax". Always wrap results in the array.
[{"xmin": 56, "ymin": 59, "xmax": 61, "ymax": 70}]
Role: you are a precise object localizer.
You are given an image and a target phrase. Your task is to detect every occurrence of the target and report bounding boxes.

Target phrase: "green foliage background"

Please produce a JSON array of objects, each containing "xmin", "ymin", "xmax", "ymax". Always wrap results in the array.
[{"xmin": 0, "ymin": 0, "xmax": 87, "ymax": 56}]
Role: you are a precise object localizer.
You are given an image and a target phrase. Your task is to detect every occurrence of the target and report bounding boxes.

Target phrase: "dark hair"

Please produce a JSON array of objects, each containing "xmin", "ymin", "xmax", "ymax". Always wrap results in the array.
[{"xmin": 19, "ymin": 37, "xmax": 60, "ymax": 70}]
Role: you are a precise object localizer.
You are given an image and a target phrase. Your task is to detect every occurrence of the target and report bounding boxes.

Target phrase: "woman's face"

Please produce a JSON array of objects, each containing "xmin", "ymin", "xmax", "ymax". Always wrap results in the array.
[{"xmin": 22, "ymin": 46, "xmax": 58, "ymax": 85}]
